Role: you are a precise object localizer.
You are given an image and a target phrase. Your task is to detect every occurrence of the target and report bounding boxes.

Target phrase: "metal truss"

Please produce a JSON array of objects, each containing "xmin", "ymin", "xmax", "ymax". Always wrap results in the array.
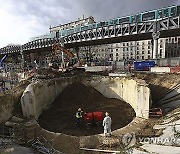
[
  {"xmin": 0, "ymin": 45, "xmax": 21, "ymax": 54},
  {"xmin": 62, "ymin": 15, "xmax": 180, "ymax": 44},
  {"xmin": 0, "ymin": 15, "xmax": 180, "ymax": 55}
]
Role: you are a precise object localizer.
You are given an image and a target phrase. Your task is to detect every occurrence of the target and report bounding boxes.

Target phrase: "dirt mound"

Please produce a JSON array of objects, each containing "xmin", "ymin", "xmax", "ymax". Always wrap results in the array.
[{"xmin": 38, "ymin": 82, "xmax": 135, "ymax": 136}]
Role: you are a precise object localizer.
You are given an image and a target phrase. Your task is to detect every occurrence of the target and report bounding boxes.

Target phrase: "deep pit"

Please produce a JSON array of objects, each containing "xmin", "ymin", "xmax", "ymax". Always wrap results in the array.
[{"xmin": 38, "ymin": 82, "xmax": 135, "ymax": 136}]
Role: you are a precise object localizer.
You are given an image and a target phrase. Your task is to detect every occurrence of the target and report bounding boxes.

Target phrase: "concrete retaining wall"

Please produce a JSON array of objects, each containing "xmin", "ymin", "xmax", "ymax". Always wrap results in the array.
[
  {"xmin": 21, "ymin": 77, "xmax": 150, "ymax": 119},
  {"xmin": 0, "ymin": 81, "xmax": 30, "ymax": 123},
  {"xmin": 21, "ymin": 78, "xmax": 73, "ymax": 119}
]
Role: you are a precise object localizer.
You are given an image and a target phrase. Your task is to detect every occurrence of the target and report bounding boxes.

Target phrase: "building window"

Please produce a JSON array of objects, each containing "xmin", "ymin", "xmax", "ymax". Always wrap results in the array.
[
  {"xmin": 137, "ymin": 51, "xmax": 139, "ymax": 54},
  {"xmin": 142, "ymin": 56, "xmax": 144, "ymax": 59},
  {"xmin": 160, "ymin": 44, "xmax": 163, "ymax": 48},
  {"xmin": 116, "ymin": 48, "xmax": 118, "ymax": 51},
  {"xmin": 142, "ymin": 51, "xmax": 144, "ymax": 54},
  {"xmin": 137, "ymin": 42, "xmax": 139, "ymax": 45},
  {"xmin": 116, "ymin": 53, "xmax": 118, "ymax": 56},
  {"xmin": 127, "ymin": 48, "xmax": 128, "ymax": 51},
  {"xmin": 123, "ymin": 48, "xmax": 125, "ymax": 51},
  {"xmin": 148, "ymin": 55, "xmax": 151, "ymax": 59},
  {"xmin": 137, "ymin": 56, "xmax": 139, "ymax": 59},
  {"xmin": 123, "ymin": 43, "xmax": 125, "ymax": 46},
  {"xmin": 148, "ymin": 46, "xmax": 151, "ymax": 49},
  {"xmin": 148, "ymin": 50, "xmax": 151, "ymax": 54},
  {"xmin": 130, "ymin": 47, "xmax": 133, "ymax": 50},
  {"xmin": 148, "ymin": 41, "xmax": 151, "ymax": 45},
  {"xmin": 127, "ymin": 43, "xmax": 129, "ymax": 46},
  {"xmin": 137, "ymin": 47, "xmax": 139, "ymax": 50},
  {"xmin": 178, "ymin": 38, "xmax": 180, "ymax": 44}
]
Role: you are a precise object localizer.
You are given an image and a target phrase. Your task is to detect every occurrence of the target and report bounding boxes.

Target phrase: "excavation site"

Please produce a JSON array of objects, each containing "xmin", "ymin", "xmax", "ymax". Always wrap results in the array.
[
  {"xmin": 1, "ymin": 72, "xmax": 179, "ymax": 154},
  {"xmin": 38, "ymin": 82, "xmax": 135, "ymax": 136}
]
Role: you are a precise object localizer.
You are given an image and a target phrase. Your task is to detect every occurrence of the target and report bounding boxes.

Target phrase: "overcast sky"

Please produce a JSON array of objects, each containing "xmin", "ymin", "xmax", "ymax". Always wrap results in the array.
[{"xmin": 0, "ymin": 0, "xmax": 180, "ymax": 48}]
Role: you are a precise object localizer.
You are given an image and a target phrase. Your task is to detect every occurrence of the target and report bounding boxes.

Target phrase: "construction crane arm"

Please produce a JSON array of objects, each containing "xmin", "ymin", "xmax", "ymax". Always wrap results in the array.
[{"xmin": 52, "ymin": 43, "xmax": 75, "ymax": 58}]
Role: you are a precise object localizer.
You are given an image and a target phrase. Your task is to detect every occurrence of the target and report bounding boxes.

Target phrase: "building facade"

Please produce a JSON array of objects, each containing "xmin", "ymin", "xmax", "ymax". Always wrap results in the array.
[
  {"xmin": 77, "ymin": 36, "xmax": 179, "ymax": 64},
  {"xmin": 165, "ymin": 36, "xmax": 180, "ymax": 58}
]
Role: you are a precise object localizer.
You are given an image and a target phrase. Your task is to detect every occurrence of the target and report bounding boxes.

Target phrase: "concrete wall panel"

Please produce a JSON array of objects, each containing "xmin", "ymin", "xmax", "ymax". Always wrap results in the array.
[{"xmin": 21, "ymin": 77, "xmax": 150, "ymax": 119}]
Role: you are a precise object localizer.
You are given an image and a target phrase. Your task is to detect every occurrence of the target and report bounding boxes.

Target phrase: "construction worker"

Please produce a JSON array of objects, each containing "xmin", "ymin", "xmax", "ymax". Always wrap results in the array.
[
  {"xmin": 103, "ymin": 112, "xmax": 112, "ymax": 137},
  {"xmin": 76, "ymin": 108, "xmax": 83, "ymax": 126},
  {"xmin": 127, "ymin": 63, "xmax": 131, "ymax": 72}
]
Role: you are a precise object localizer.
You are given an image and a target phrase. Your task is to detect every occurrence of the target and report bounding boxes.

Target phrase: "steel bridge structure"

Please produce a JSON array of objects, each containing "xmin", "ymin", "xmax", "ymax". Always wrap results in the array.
[{"xmin": 0, "ymin": 15, "xmax": 180, "ymax": 59}]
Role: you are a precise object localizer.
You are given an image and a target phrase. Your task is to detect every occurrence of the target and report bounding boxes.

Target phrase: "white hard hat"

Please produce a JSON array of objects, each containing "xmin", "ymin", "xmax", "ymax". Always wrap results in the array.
[
  {"xmin": 105, "ymin": 112, "xmax": 109, "ymax": 116},
  {"xmin": 78, "ymin": 108, "xmax": 81, "ymax": 111}
]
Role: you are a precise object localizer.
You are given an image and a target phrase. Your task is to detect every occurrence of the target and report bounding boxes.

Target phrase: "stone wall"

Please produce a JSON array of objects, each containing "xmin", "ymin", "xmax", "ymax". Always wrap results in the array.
[{"xmin": 21, "ymin": 76, "xmax": 150, "ymax": 119}]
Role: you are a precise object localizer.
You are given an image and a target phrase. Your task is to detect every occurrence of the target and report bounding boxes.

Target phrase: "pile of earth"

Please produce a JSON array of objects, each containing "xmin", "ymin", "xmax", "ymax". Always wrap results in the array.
[{"xmin": 38, "ymin": 82, "xmax": 135, "ymax": 136}]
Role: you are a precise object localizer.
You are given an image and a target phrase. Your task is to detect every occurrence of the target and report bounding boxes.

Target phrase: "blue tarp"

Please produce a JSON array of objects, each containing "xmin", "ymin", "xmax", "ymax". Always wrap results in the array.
[{"xmin": 0, "ymin": 54, "xmax": 7, "ymax": 67}]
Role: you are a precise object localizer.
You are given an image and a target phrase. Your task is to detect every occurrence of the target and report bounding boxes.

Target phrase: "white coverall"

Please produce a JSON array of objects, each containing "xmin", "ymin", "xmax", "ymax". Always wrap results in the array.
[{"xmin": 103, "ymin": 115, "xmax": 112, "ymax": 136}]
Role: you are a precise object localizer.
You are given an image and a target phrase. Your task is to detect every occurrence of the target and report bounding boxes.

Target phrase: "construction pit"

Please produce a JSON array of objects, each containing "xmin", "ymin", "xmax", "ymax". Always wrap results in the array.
[{"xmin": 0, "ymin": 72, "xmax": 180, "ymax": 153}]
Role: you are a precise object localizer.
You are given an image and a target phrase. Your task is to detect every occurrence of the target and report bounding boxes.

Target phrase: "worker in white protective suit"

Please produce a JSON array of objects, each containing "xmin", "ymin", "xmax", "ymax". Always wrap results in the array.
[{"xmin": 103, "ymin": 112, "xmax": 112, "ymax": 137}]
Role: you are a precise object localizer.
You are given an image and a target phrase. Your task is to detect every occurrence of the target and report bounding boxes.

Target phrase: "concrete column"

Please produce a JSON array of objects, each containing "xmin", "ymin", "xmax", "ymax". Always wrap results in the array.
[
  {"xmin": 60, "ymin": 39, "xmax": 65, "ymax": 68},
  {"xmin": 152, "ymin": 31, "xmax": 160, "ymax": 59},
  {"xmin": 75, "ymin": 47, "xmax": 79, "ymax": 60},
  {"xmin": 20, "ymin": 46, "xmax": 25, "ymax": 69}
]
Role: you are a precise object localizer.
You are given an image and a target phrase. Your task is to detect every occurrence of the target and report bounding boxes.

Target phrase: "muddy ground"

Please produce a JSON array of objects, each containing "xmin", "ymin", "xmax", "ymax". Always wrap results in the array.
[{"xmin": 38, "ymin": 82, "xmax": 135, "ymax": 136}]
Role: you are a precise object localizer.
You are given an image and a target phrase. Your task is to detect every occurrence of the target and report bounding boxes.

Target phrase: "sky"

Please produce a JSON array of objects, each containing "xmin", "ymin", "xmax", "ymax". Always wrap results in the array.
[{"xmin": 0, "ymin": 0, "xmax": 180, "ymax": 48}]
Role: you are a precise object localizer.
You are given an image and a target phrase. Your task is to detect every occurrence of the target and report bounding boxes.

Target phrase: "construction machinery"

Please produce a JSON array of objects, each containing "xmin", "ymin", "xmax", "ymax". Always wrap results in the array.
[
  {"xmin": 52, "ymin": 42, "xmax": 86, "ymax": 73},
  {"xmin": 52, "ymin": 42, "xmax": 74, "ymax": 59},
  {"xmin": 83, "ymin": 112, "xmax": 104, "ymax": 129},
  {"xmin": 52, "ymin": 42, "xmax": 75, "ymax": 70},
  {"xmin": 149, "ymin": 108, "xmax": 163, "ymax": 117}
]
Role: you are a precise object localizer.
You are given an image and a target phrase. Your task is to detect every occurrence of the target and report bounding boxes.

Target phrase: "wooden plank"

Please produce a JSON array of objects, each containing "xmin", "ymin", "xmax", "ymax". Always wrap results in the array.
[{"xmin": 80, "ymin": 147, "xmax": 120, "ymax": 153}]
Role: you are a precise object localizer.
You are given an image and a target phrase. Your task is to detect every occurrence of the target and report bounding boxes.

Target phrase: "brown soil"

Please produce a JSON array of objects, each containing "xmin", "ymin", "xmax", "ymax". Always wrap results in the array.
[{"xmin": 38, "ymin": 82, "xmax": 135, "ymax": 136}]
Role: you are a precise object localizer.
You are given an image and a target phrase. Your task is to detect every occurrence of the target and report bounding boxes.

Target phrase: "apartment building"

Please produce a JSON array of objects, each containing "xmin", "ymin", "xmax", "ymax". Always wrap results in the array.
[
  {"xmin": 78, "ymin": 44, "xmax": 111, "ymax": 62},
  {"xmin": 112, "ymin": 40, "xmax": 153, "ymax": 61},
  {"xmin": 165, "ymin": 36, "xmax": 180, "ymax": 58}
]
